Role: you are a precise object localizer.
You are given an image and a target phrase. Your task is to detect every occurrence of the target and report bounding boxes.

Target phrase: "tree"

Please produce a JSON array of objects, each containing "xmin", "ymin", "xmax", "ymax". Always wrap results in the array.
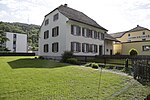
[{"xmin": 0, "ymin": 30, "xmax": 9, "ymax": 51}]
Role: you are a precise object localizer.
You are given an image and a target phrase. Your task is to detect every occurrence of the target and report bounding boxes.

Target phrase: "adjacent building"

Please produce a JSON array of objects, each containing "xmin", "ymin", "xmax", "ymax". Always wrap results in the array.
[
  {"xmin": 111, "ymin": 25, "xmax": 150, "ymax": 55},
  {"xmin": 1, "ymin": 32, "xmax": 27, "ymax": 52},
  {"xmin": 38, "ymin": 4, "xmax": 115, "ymax": 59}
]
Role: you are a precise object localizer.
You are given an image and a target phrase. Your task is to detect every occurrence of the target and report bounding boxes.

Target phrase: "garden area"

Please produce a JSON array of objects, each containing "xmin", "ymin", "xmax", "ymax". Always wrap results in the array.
[{"xmin": 0, "ymin": 56, "xmax": 150, "ymax": 100}]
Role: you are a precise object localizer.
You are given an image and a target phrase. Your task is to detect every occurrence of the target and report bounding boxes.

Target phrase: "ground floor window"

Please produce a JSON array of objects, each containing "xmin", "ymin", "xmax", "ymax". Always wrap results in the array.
[
  {"xmin": 71, "ymin": 42, "xmax": 81, "ymax": 52},
  {"xmin": 142, "ymin": 45, "xmax": 150, "ymax": 51},
  {"xmin": 82, "ymin": 43, "xmax": 89, "ymax": 53},
  {"xmin": 52, "ymin": 42, "xmax": 59, "ymax": 53},
  {"xmin": 44, "ymin": 44, "xmax": 49, "ymax": 53}
]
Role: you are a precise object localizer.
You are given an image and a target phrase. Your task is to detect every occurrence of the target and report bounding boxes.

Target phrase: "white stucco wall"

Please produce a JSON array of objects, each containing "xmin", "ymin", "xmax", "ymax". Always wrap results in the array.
[
  {"xmin": 6, "ymin": 33, "xmax": 13, "ymax": 51},
  {"xmin": 104, "ymin": 40, "xmax": 113, "ymax": 55},
  {"xmin": 6, "ymin": 32, "xmax": 27, "ymax": 52},
  {"xmin": 38, "ymin": 10, "xmax": 107, "ymax": 58},
  {"xmin": 66, "ymin": 20, "xmax": 105, "ymax": 56},
  {"xmin": 38, "ymin": 10, "xmax": 68, "ymax": 58},
  {"xmin": 16, "ymin": 34, "xmax": 27, "ymax": 52}
]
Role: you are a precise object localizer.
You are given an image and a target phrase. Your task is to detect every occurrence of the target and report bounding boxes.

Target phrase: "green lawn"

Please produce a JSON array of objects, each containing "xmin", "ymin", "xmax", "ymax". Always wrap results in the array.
[{"xmin": 0, "ymin": 56, "xmax": 149, "ymax": 100}]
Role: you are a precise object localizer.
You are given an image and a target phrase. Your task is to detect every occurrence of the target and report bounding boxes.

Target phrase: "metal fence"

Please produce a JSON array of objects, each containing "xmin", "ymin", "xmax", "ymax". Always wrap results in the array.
[{"xmin": 74, "ymin": 55, "xmax": 150, "ymax": 84}]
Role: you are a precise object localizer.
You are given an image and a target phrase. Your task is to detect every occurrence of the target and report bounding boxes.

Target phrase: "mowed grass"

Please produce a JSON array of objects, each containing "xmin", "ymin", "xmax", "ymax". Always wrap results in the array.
[{"xmin": 0, "ymin": 56, "xmax": 149, "ymax": 100}]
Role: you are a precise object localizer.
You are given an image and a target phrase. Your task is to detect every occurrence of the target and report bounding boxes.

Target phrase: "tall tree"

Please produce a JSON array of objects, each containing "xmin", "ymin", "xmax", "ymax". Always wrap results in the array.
[{"xmin": 0, "ymin": 30, "xmax": 9, "ymax": 51}]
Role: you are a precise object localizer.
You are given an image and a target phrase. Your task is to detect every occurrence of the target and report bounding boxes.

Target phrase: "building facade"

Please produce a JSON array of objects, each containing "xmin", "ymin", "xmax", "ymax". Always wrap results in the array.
[
  {"xmin": 1, "ymin": 32, "xmax": 27, "ymax": 52},
  {"xmin": 38, "ymin": 4, "xmax": 110, "ymax": 59},
  {"xmin": 111, "ymin": 25, "xmax": 150, "ymax": 55}
]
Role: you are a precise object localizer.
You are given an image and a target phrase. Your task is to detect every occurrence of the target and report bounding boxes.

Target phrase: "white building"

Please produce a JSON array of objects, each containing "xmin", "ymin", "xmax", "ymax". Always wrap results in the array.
[
  {"xmin": 39, "ymin": 4, "xmax": 115, "ymax": 59},
  {"xmin": 3, "ymin": 32, "xmax": 27, "ymax": 52}
]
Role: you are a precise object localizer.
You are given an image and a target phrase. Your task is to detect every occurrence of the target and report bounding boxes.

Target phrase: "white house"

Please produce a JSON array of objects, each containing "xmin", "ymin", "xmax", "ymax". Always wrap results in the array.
[
  {"xmin": 38, "ymin": 4, "xmax": 114, "ymax": 59},
  {"xmin": 104, "ymin": 33, "xmax": 119, "ymax": 55},
  {"xmin": 3, "ymin": 32, "xmax": 27, "ymax": 52}
]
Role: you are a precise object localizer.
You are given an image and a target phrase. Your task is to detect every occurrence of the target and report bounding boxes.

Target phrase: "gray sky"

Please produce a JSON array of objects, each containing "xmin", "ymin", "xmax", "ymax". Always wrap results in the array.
[{"xmin": 0, "ymin": 0, "xmax": 150, "ymax": 33}]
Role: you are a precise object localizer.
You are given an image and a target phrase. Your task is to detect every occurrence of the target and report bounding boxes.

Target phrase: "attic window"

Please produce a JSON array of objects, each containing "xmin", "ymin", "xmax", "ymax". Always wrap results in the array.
[
  {"xmin": 53, "ymin": 13, "xmax": 59, "ymax": 21},
  {"xmin": 45, "ymin": 19, "xmax": 49, "ymax": 26}
]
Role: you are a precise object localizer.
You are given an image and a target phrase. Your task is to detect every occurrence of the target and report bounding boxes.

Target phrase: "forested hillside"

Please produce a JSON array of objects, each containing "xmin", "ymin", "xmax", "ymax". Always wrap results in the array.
[{"xmin": 0, "ymin": 21, "xmax": 40, "ymax": 50}]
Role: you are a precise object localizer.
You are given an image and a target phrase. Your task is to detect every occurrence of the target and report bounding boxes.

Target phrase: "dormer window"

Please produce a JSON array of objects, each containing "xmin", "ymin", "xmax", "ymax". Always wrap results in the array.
[
  {"xmin": 45, "ymin": 19, "xmax": 49, "ymax": 26},
  {"xmin": 53, "ymin": 13, "xmax": 59, "ymax": 21}
]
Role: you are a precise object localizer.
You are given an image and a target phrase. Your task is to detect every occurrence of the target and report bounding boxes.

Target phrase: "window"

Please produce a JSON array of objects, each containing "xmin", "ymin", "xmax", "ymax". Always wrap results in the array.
[
  {"xmin": 86, "ymin": 29, "xmax": 92, "ymax": 38},
  {"xmin": 142, "ymin": 39, "xmax": 146, "ymax": 41},
  {"xmin": 89, "ymin": 30, "xmax": 93, "ymax": 38},
  {"xmin": 44, "ymin": 44, "xmax": 49, "ymax": 53},
  {"xmin": 71, "ymin": 42, "xmax": 81, "ymax": 52},
  {"xmin": 143, "ymin": 32, "xmax": 145, "ymax": 35},
  {"xmin": 44, "ymin": 30, "xmax": 49, "ymax": 39},
  {"xmin": 13, "ymin": 34, "xmax": 16, "ymax": 39},
  {"xmin": 53, "ymin": 13, "xmax": 59, "ymax": 21},
  {"xmin": 71, "ymin": 25, "xmax": 81, "ymax": 36},
  {"xmin": 143, "ymin": 45, "xmax": 150, "ymax": 51},
  {"xmin": 94, "ymin": 31, "xmax": 98, "ymax": 39},
  {"xmin": 52, "ymin": 26, "xmax": 59, "ymax": 37},
  {"xmin": 89, "ymin": 44, "xmax": 98, "ymax": 53},
  {"xmin": 13, "ymin": 41, "xmax": 16, "ymax": 45},
  {"xmin": 82, "ymin": 43, "xmax": 89, "ymax": 53},
  {"xmin": 52, "ymin": 42, "xmax": 59, "ymax": 52},
  {"xmin": 128, "ymin": 34, "xmax": 130, "ymax": 36},
  {"xmin": 93, "ymin": 45, "xmax": 98, "ymax": 53},
  {"xmin": 45, "ymin": 19, "xmax": 49, "ymax": 25},
  {"xmin": 107, "ymin": 49, "xmax": 109, "ymax": 52},
  {"xmin": 98, "ymin": 32, "xmax": 101, "ymax": 40}
]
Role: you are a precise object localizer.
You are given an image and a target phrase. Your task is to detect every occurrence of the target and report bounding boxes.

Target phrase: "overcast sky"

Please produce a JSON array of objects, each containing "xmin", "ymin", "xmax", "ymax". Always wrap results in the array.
[{"xmin": 0, "ymin": 0, "xmax": 150, "ymax": 33}]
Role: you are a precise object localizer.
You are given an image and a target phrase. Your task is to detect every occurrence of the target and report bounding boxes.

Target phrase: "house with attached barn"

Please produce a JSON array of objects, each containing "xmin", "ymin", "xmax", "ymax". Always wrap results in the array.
[{"xmin": 38, "ymin": 4, "xmax": 116, "ymax": 59}]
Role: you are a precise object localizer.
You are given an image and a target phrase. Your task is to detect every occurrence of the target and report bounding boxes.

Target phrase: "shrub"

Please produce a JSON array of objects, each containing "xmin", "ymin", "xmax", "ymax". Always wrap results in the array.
[
  {"xmin": 66, "ymin": 58, "xmax": 79, "ymax": 65},
  {"xmin": 61, "ymin": 51, "xmax": 74, "ymax": 62},
  {"xmin": 115, "ymin": 52, "xmax": 121, "ymax": 55},
  {"xmin": 92, "ymin": 63, "xmax": 99, "ymax": 69},
  {"xmin": 85, "ymin": 63, "xmax": 92, "ymax": 67},
  {"xmin": 38, "ymin": 56, "xmax": 44, "ymax": 59}
]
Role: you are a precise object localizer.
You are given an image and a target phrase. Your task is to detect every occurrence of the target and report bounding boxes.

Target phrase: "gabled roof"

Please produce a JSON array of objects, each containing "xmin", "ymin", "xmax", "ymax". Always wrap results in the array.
[
  {"xmin": 110, "ymin": 25, "xmax": 149, "ymax": 38},
  {"xmin": 110, "ymin": 31, "xmax": 126, "ymax": 38},
  {"xmin": 126, "ymin": 25, "xmax": 149, "ymax": 33},
  {"xmin": 105, "ymin": 33, "xmax": 119, "ymax": 41},
  {"xmin": 45, "ymin": 4, "xmax": 107, "ymax": 31}
]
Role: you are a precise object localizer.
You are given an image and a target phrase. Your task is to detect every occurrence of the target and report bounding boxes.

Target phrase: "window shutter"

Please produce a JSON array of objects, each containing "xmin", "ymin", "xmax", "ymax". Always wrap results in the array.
[
  {"xmin": 77, "ymin": 26, "xmax": 81, "ymax": 36},
  {"xmin": 82, "ymin": 28, "xmax": 85, "ymax": 36},
  {"xmin": 71, "ymin": 25, "xmax": 74, "ymax": 34},
  {"xmin": 56, "ymin": 43, "xmax": 58, "ymax": 52},
  {"xmin": 57, "ymin": 27, "xmax": 59, "ymax": 36},
  {"xmin": 52, "ymin": 43, "xmax": 54, "ymax": 52},
  {"xmin": 82, "ymin": 43, "xmax": 84, "ymax": 52},
  {"xmin": 52, "ymin": 28, "xmax": 54, "ymax": 37},
  {"xmin": 71, "ymin": 42, "xmax": 74, "ymax": 52}
]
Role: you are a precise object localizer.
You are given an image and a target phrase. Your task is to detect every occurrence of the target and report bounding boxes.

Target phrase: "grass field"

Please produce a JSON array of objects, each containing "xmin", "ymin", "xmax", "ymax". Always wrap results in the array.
[{"xmin": 0, "ymin": 56, "xmax": 149, "ymax": 100}]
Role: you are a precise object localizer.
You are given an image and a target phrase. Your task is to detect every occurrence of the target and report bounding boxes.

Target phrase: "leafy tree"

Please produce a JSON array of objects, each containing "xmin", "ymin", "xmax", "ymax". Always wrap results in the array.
[{"xmin": 0, "ymin": 30, "xmax": 10, "ymax": 51}]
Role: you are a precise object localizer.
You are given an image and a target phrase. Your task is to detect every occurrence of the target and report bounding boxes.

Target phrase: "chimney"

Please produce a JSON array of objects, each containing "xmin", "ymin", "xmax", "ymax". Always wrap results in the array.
[{"xmin": 64, "ymin": 4, "xmax": 68, "ymax": 7}]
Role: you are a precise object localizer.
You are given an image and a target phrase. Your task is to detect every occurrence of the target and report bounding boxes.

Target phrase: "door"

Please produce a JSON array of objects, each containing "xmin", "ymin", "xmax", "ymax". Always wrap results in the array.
[
  {"xmin": 110, "ymin": 49, "xmax": 113, "ymax": 55},
  {"xmin": 99, "ymin": 45, "xmax": 102, "ymax": 55}
]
